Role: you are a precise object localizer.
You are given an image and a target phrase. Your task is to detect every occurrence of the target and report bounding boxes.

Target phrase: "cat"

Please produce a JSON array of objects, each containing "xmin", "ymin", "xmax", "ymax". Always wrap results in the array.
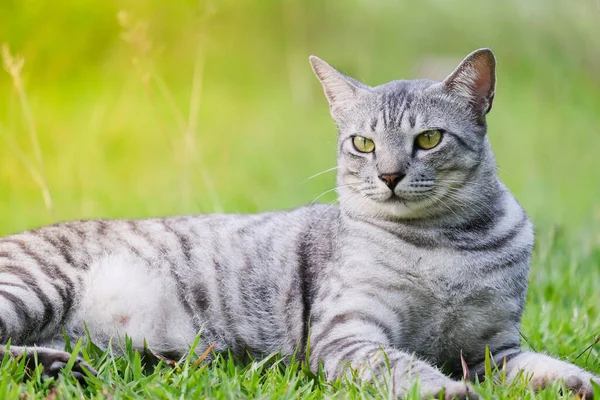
[{"xmin": 0, "ymin": 48, "xmax": 598, "ymax": 399}]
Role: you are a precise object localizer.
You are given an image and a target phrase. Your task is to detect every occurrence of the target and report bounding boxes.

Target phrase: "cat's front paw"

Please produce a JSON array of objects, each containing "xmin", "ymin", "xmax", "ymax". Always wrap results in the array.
[
  {"xmin": 429, "ymin": 381, "xmax": 479, "ymax": 400},
  {"xmin": 560, "ymin": 374, "xmax": 599, "ymax": 399},
  {"xmin": 531, "ymin": 373, "xmax": 599, "ymax": 399}
]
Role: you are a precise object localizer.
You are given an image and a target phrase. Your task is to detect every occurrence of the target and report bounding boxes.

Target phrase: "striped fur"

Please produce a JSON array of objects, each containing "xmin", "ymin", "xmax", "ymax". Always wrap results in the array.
[{"xmin": 1, "ymin": 49, "xmax": 598, "ymax": 398}]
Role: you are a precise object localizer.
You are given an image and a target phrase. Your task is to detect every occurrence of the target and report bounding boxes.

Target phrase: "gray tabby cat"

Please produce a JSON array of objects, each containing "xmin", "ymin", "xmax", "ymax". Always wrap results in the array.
[{"xmin": 0, "ymin": 48, "xmax": 598, "ymax": 398}]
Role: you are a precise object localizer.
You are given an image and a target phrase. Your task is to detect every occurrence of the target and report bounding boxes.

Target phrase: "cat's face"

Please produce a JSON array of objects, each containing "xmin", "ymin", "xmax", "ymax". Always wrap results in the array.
[{"xmin": 310, "ymin": 49, "xmax": 497, "ymax": 220}]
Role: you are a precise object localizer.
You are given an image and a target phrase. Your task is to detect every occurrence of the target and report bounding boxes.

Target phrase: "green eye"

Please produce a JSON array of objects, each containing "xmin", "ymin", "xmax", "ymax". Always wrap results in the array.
[
  {"xmin": 352, "ymin": 136, "xmax": 375, "ymax": 153},
  {"xmin": 416, "ymin": 130, "xmax": 442, "ymax": 150}
]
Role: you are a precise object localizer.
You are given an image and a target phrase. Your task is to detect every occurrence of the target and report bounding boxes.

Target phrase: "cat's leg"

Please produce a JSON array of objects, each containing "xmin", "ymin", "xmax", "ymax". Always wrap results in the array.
[
  {"xmin": 473, "ymin": 349, "xmax": 599, "ymax": 398},
  {"xmin": 0, "ymin": 256, "xmax": 92, "ymax": 379},
  {"xmin": 0, "ymin": 287, "xmax": 95, "ymax": 381},
  {"xmin": 309, "ymin": 322, "xmax": 477, "ymax": 399}
]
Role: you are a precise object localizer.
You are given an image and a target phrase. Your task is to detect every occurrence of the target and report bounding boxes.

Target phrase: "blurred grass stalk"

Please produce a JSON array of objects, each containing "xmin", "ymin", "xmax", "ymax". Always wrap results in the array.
[
  {"xmin": 118, "ymin": 7, "xmax": 222, "ymax": 213},
  {"xmin": 1, "ymin": 43, "xmax": 54, "ymax": 216}
]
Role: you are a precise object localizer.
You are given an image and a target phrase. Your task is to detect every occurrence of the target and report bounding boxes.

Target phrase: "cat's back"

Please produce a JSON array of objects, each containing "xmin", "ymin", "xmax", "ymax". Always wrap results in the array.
[
  {"xmin": 0, "ymin": 203, "xmax": 339, "ymax": 261},
  {"xmin": 0, "ymin": 204, "xmax": 341, "ymax": 352}
]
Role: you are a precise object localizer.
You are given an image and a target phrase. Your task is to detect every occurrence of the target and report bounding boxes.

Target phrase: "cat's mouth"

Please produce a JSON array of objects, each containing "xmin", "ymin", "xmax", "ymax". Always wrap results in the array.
[
  {"xmin": 360, "ymin": 186, "xmax": 428, "ymax": 202},
  {"xmin": 383, "ymin": 196, "xmax": 411, "ymax": 208},
  {"xmin": 367, "ymin": 192, "xmax": 423, "ymax": 208},
  {"xmin": 382, "ymin": 189, "xmax": 433, "ymax": 203},
  {"xmin": 364, "ymin": 186, "xmax": 440, "ymax": 214},
  {"xmin": 342, "ymin": 183, "xmax": 439, "ymax": 218},
  {"xmin": 383, "ymin": 192, "xmax": 408, "ymax": 201}
]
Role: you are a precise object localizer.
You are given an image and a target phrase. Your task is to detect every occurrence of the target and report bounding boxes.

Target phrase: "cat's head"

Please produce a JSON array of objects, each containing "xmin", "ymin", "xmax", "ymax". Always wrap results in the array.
[{"xmin": 310, "ymin": 49, "xmax": 497, "ymax": 221}]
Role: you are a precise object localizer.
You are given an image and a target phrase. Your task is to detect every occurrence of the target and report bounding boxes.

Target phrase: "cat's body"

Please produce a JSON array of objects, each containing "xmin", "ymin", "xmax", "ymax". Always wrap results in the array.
[
  {"xmin": 0, "ymin": 191, "xmax": 528, "ymax": 369},
  {"xmin": 1, "ymin": 49, "xmax": 598, "ymax": 398}
]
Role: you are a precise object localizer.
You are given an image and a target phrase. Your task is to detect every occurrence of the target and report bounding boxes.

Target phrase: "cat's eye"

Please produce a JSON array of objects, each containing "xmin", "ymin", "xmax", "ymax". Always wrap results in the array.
[
  {"xmin": 352, "ymin": 136, "xmax": 375, "ymax": 153},
  {"xmin": 416, "ymin": 130, "xmax": 442, "ymax": 150}
]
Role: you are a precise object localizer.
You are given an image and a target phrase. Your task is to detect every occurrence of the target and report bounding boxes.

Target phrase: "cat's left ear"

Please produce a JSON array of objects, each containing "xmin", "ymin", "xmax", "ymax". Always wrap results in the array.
[
  {"xmin": 309, "ymin": 55, "xmax": 365, "ymax": 120},
  {"xmin": 443, "ymin": 48, "xmax": 496, "ymax": 116}
]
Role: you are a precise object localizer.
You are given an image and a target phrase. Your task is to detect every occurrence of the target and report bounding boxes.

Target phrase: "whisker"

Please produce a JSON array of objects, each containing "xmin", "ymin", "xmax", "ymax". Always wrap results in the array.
[
  {"xmin": 422, "ymin": 182, "xmax": 500, "ymax": 222},
  {"xmin": 301, "ymin": 166, "xmax": 339, "ymax": 184},
  {"xmin": 496, "ymin": 165, "xmax": 514, "ymax": 178},
  {"xmin": 435, "ymin": 179, "xmax": 499, "ymax": 192},
  {"xmin": 310, "ymin": 187, "xmax": 338, "ymax": 205},
  {"xmin": 439, "ymin": 188, "xmax": 497, "ymax": 219},
  {"xmin": 310, "ymin": 182, "xmax": 361, "ymax": 205}
]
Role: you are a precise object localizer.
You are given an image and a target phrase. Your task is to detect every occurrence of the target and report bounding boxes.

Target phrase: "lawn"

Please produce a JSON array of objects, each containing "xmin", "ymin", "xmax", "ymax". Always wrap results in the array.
[{"xmin": 0, "ymin": 0, "xmax": 599, "ymax": 398}]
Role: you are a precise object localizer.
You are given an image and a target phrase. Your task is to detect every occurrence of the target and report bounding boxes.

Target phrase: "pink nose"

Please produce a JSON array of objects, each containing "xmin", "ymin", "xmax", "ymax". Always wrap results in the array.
[{"xmin": 378, "ymin": 173, "xmax": 405, "ymax": 190}]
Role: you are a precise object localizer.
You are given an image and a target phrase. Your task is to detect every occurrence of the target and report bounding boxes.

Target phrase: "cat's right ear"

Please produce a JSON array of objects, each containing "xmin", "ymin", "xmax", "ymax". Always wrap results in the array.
[{"xmin": 309, "ymin": 56, "xmax": 363, "ymax": 120}]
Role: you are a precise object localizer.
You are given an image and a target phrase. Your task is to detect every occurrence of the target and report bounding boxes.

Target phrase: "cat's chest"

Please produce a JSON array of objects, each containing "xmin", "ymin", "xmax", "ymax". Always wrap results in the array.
[
  {"xmin": 345, "ymin": 238, "xmax": 479, "ymax": 294},
  {"xmin": 342, "ymin": 240, "xmax": 515, "ymax": 367},
  {"xmin": 373, "ymin": 246, "xmax": 487, "ymax": 310}
]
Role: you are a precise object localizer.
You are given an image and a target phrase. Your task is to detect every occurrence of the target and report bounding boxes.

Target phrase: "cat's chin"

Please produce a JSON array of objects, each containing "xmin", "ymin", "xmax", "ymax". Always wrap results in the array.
[{"xmin": 344, "ymin": 195, "xmax": 433, "ymax": 221}]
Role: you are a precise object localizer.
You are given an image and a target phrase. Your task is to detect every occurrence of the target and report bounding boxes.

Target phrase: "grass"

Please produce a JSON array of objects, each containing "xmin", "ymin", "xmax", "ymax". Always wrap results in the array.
[{"xmin": 0, "ymin": 0, "xmax": 599, "ymax": 398}]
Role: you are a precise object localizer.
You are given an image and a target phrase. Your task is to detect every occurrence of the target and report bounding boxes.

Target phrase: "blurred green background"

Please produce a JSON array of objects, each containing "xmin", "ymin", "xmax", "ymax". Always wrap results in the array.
[{"xmin": 1, "ymin": 0, "xmax": 599, "ymax": 234}]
